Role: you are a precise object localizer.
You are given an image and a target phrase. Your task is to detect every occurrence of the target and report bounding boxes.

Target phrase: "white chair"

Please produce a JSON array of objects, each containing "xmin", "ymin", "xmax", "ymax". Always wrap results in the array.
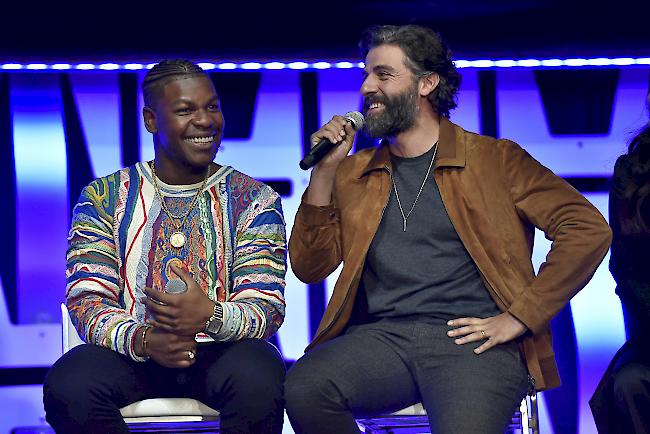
[
  {"xmin": 356, "ymin": 390, "xmax": 539, "ymax": 434},
  {"xmin": 61, "ymin": 303, "xmax": 220, "ymax": 431}
]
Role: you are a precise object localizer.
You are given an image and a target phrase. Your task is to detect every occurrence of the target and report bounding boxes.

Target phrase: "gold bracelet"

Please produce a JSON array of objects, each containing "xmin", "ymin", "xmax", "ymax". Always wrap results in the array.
[{"xmin": 141, "ymin": 327, "xmax": 150, "ymax": 357}]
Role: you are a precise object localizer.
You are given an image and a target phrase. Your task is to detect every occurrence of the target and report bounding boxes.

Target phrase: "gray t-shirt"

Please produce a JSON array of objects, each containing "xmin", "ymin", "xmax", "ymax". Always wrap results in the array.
[{"xmin": 361, "ymin": 144, "xmax": 501, "ymax": 323}]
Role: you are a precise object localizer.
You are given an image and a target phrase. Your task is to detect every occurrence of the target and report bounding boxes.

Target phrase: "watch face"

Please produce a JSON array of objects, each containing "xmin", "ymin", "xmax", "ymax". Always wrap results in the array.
[{"xmin": 207, "ymin": 318, "xmax": 223, "ymax": 334}]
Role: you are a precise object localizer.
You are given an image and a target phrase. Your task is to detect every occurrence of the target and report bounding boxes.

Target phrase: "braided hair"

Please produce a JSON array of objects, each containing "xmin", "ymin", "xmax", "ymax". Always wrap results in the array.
[{"xmin": 142, "ymin": 59, "xmax": 207, "ymax": 107}]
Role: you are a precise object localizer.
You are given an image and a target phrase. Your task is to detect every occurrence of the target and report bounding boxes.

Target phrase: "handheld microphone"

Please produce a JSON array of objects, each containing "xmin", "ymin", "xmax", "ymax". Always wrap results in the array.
[
  {"xmin": 164, "ymin": 278, "xmax": 187, "ymax": 294},
  {"xmin": 299, "ymin": 111, "xmax": 365, "ymax": 170}
]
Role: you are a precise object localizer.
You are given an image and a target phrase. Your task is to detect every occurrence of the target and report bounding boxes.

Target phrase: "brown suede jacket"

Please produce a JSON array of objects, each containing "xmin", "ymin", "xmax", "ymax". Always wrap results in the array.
[{"xmin": 289, "ymin": 118, "xmax": 612, "ymax": 390}]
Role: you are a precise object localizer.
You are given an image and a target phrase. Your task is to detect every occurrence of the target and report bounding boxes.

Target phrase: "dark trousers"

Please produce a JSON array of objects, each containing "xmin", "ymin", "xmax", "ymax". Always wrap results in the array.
[
  {"xmin": 591, "ymin": 340, "xmax": 650, "ymax": 434},
  {"xmin": 43, "ymin": 339, "xmax": 286, "ymax": 434},
  {"xmin": 285, "ymin": 320, "xmax": 528, "ymax": 434}
]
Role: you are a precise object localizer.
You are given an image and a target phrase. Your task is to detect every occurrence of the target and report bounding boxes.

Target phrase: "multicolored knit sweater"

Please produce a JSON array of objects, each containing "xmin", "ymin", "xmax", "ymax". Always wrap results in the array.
[{"xmin": 66, "ymin": 162, "xmax": 286, "ymax": 362}]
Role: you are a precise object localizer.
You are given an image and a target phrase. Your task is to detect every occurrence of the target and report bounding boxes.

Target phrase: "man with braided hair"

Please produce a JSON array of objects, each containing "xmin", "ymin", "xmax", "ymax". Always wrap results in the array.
[{"xmin": 44, "ymin": 59, "xmax": 287, "ymax": 434}]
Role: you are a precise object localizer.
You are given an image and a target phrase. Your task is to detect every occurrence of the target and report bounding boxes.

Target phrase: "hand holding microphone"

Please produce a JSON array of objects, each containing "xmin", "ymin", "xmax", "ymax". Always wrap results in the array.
[
  {"xmin": 301, "ymin": 112, "xmax": 364, "ymax": 207},
  {"xmin": 137, "ymin": 275, "xmax": 198, "ymax": 368},
  {"xmin": 164, "ymin": 278, "xmax": 187, "ymax": 294},
  {"xmin": 300, "ymin": 111, "xmax": 365, "ymax": 171}
]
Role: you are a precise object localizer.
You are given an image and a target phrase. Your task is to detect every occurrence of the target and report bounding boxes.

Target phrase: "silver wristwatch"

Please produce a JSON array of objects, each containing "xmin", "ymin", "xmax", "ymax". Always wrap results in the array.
[{"xmin": 205, "ymin": 302, "xmax": 224, "ymax": 334}]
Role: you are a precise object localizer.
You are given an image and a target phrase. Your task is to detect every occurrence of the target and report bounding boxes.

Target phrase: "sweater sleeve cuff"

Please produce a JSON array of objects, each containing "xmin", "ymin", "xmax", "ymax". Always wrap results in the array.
[
  {"xmin": 296, "ymin": 197, "xmax": 339, "ymax": 227},
  {"xmin": 507, "ymin": 291, "xmax": 552, "ymax": 335},
  {"xmin": 127, "ymin": 323, "xmax": 150, "ymax": 362}
]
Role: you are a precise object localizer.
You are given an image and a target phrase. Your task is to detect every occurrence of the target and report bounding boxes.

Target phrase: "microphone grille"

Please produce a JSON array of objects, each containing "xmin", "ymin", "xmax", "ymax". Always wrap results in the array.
[
  {"xmin": 344, "ymin": 111, "xmax": 365, "ymax": 131},
  {"xmin": 164, "ymin": 278, "xmax": 188, "ymax": 294}
]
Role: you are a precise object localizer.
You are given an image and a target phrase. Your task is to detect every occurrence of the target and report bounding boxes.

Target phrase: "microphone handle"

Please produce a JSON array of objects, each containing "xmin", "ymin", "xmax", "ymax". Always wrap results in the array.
[
  {"xmin": 164, "ymin": 278, "xmax": 188, "ymax": 294},
  {"xmin": 299, "ymin": 138, "xmax": 338, "ymax": 170}
]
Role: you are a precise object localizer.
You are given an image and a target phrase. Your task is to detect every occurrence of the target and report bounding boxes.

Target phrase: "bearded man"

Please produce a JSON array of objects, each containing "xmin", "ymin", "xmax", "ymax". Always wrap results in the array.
[{"xmin": 285, "ymin": 24, "xmax": 611, "ymax": 434}]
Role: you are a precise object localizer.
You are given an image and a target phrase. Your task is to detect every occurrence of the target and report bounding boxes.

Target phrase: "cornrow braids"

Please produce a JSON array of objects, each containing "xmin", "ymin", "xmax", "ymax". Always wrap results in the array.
[{"xmin": 142, "ymin": 59, "xmax": 208, "ymax": 107}]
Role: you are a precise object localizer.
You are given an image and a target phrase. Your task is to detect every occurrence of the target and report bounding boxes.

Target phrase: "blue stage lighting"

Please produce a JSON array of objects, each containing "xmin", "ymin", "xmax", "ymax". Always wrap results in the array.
[
  {"xmin": 197, "ymin": 62, "xmax": 216, "ymax": 70},
  {"xmin": 241, "ymin": 62, "xmax": 262, "ymax": 70},
  {"xmin": 263, "ymin": 62, "xmax": 286, "ymax": 70},
  {"xmin": 287, "ymin": 62, "xmax": 308, "ymax": 70},
  {"xmin": 0, "ymin": 57, "xmax": 649, "ymax": 71}
]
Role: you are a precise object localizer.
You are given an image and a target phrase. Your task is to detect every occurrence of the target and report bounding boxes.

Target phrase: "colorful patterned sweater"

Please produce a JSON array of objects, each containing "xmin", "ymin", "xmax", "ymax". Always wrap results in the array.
[{"xmin": 66, "ymin": 162, "xmax": 286, "ymax": 362}]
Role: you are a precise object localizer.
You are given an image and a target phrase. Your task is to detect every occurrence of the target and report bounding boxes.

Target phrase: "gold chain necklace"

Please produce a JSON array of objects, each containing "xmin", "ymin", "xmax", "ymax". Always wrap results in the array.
[
  {"xmin": 390, "ymin": 142, "xmax": 438, "ymax": 232},
  {"xmin": 150, "ymin": 162, "xmax": 210, "ymax": 249}
]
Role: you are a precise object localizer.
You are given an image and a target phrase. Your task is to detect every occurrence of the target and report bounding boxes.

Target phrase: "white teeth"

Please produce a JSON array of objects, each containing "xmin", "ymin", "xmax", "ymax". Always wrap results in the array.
[
  {"xmin": 370, "ymin": 103, "xmax": 383, "ymax": 109},
  {"xmin": 186, "ymin": 136, "xmax": 215, "ymax": 144}
]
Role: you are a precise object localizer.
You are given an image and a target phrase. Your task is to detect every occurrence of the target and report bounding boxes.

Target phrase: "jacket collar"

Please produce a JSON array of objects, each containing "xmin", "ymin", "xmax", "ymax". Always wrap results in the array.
[{"xmin": 359, "ymin": 117, "xmax": 466, "ymax": 178}]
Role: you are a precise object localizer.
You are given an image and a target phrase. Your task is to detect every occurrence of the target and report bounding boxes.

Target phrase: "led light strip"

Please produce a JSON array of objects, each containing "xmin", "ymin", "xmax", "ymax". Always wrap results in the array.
[
  {"xmin": 1, "ymin": 57, "xmax": 649, "ymax": 71},
  {"xmin": 0, "ymin": 61, "xmax": 363, "ymax": 71}
]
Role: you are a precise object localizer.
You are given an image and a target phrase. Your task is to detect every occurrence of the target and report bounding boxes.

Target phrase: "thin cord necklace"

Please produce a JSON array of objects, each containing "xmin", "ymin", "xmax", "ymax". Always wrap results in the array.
[
  {"xmin": 150, "ymin": 162, "xmax": 210, "ymax": 249},
  {"xmin": 390, "ymin": 142, "xmax": 438, "ymax": 232}
]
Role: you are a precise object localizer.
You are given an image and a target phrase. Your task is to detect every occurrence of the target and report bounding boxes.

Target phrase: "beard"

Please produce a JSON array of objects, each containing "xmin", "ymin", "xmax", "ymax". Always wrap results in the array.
[{"xmin": 363, "ymin": 82, "xmax": 419, "ymax": 138}]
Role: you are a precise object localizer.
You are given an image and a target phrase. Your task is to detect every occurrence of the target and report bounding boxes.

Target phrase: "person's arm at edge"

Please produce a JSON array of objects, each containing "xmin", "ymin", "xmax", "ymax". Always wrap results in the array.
[{"xmin": 66, "ymin": 176, "xmax": 149, "ymax": 361}]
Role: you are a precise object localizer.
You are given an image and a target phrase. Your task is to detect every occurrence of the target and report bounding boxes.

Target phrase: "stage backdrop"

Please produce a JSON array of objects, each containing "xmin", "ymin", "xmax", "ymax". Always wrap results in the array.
[{"xmin": 0, "ymin": 62, "xmax": 648, "ymax": 434}]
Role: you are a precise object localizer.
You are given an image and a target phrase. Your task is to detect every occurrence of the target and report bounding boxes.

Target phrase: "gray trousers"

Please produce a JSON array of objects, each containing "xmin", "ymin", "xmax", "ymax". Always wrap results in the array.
[{"xmin": 285, "ymin": 320, "xmax": 528, "ymax": 434}]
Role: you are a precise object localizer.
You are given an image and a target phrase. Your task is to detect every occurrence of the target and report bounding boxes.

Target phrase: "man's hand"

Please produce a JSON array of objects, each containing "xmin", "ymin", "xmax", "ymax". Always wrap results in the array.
[
  {"xmin": 143, "ymin": 264, "xmax": 214, "ymax": 336},
  {"xmin": 309, "ymin": 115, "xmax": 357, "ymax": 173},
  {"xmin": 305, "ymin": 115, "xmax": 357, "ymax": 207},
  {"xmin": 138, "ymin": 327, "xmax": 198, "ymax": 368},
  {"xmin": 447, "ymin": 312, "xmax": 527, "ymax": 354}
]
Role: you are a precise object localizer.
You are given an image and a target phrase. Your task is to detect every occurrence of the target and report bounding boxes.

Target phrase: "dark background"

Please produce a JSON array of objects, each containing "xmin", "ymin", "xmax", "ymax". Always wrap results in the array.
[{"xmin": 2, "ymin": 0, "xmax": 649, "ymax": 62}]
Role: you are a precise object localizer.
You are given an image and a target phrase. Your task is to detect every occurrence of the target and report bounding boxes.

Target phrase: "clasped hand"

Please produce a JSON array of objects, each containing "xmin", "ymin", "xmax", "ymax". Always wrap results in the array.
[
  {"xmin": 139, "ymin": 264, "xmax": 215, "ymax": 368},
  {"xmin": 143, "ymin": 264, "xmax": 214, "ymax": 336}
]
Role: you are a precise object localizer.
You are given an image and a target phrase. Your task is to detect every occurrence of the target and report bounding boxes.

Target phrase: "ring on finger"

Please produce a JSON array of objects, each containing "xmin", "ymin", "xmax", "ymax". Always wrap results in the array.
[
  {"xmin": 188, "ymin": 350, "xmax": 195, "ymax": 360},
  {"xmin": 480, "ymin": 330, "xmax": 487, "ymax": 338}
]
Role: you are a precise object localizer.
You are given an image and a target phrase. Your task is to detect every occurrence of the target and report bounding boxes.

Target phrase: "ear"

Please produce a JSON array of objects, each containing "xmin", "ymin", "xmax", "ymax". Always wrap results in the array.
[
  {"xmin": 419, "ymin": 73, "xmax": 440, "ymax": 98},
  {"xmin": 143, "ymin": 106, "xmax": 157, "ymax": 134}
]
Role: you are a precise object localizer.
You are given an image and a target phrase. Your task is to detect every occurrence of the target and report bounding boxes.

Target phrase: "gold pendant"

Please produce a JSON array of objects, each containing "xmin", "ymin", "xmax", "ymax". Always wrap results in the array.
[{"xmin": 170, "ymin": 231, "xmax": 186, "ymax": 248}]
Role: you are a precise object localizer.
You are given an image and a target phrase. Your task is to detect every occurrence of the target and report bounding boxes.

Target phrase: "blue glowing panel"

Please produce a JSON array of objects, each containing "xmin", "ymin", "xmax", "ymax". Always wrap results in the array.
[
  {"xmin": 497, "ymin": 68, "xmax": 634, "ymax": 434},
  {"xmin": 217, "ymin": 71, "xmax": 309, "ymax": 360},
  {"xmin": 531, "ymin": 194, "xmax": 623, "ymax": 434},
  {"xmin": 0, "ymin": 274, "xmax": 61, "ymax": 367},
  {"xmin": 136, "ymin": 72, "xmax": 155, "ymax": 163},
  {"xmin": 0, "ymin": 385, "xmax": 48, "ymax": 432},
  {"xmin": 318, "ymin": 69, "xmax": 363, "ymax": 123},
  {"xmin": 572, "ymin": 212, "xmax": 624, "ymax": 434},
  {"xmin": 70, "ymin": 73, "xmax": 122, "ymax": 178},
  {"xmin": 11, "ymin": 74, "xmax": 68, "ymax": 324},
  {"xmin": 451, "ymin": 68, "xmax": 480, "ymax": 133},
  {"xmin": 496, "ymin": 68, "xmax": 650, "ymax": 176}
]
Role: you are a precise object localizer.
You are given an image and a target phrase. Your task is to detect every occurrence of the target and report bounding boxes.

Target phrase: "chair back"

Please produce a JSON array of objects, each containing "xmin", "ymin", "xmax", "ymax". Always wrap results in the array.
[{"xmin": 61, "ymin": 303, "xmax": 85, "ymax": 353}]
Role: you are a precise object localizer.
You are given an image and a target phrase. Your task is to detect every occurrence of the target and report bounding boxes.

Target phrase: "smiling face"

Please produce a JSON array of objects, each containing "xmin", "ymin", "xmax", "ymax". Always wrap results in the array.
[
  {"xmin": 144, "ymin": 75, "xmax": 224, "ymax": 183},
  {"xmin": 361, "ymin": 44, "xmax": 422, "ymax": 138}
]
